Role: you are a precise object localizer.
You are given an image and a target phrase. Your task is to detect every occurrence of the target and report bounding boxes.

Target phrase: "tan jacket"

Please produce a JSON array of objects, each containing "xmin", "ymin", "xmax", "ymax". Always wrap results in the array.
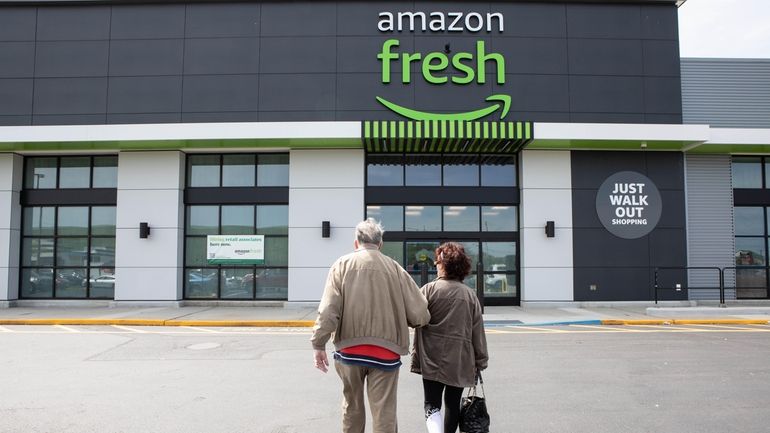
[
  {"xmin": 410, "ymin": 278, "xmax": 488, "ymax": 388},
  {"xmin": 311, "ymin": 246, "xmax": 430, "ymax": 355}
]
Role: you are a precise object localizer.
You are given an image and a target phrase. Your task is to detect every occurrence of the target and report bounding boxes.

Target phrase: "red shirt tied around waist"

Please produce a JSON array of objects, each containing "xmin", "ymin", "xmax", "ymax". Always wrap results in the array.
[{"xmin": 334, "ymin": 345, "xmax": 402, "ymax": 371}]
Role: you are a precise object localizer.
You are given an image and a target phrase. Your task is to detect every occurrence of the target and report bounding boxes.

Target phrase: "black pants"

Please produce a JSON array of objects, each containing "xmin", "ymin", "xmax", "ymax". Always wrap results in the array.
[{"xmin": 423, "ymin": 378, "xmax": 464, "ymax": 433}]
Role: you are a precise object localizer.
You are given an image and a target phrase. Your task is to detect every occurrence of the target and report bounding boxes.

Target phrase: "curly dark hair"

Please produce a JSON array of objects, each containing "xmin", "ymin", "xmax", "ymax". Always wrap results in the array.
[{"xmin": 435, "ymin": 242, "xmax": 472, "ymax": 281}]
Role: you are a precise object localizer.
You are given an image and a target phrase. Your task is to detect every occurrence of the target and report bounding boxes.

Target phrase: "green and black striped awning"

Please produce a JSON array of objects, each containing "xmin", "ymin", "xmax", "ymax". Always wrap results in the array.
[{"xmin": 362, "ymin": 120, "xmax": 533, "ymax": 154}]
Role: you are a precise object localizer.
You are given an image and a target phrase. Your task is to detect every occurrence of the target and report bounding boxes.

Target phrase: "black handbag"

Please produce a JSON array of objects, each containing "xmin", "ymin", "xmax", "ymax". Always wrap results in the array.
[{"xmin": 459, "ymin": 372, "xmax": 490, "ymax": 433}]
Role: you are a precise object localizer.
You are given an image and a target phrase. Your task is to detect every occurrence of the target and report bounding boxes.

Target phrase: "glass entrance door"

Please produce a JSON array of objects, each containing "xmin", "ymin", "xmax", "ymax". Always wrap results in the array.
[{"xmin": 382, "ymin": 238, "xmax": 519, "ymax": 305}]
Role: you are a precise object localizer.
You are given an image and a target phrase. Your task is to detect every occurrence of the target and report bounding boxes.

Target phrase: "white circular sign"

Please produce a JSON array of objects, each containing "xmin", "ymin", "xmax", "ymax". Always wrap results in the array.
[{"xmin": 595, "ymin": 171, "xmax": 662, "ymax": 239}]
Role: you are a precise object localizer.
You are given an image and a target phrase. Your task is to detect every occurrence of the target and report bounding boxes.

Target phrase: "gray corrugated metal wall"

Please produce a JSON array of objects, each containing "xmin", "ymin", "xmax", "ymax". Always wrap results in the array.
[
  {"xmin": 685, "ymin": 154, "xmax": 736, "ymax": 300},
  {"xmin": 682, "ymin": 58, "xmax": 770, "ymax": 128}
]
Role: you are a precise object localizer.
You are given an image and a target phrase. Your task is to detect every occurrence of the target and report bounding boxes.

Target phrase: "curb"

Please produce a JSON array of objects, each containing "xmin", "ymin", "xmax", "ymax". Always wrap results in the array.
[
  {"xmin": 601, "ymin": 319, "xmax": 770, "ymax": 325},
  {"xmin": 0, "ymin": 318, "xmax": 315, "ymax": 327}
]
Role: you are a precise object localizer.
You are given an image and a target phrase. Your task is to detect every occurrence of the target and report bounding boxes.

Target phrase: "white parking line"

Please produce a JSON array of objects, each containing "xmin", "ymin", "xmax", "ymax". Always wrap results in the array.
[
  {"xmin": 182, "ymin": 326, "xmax": 220, "ymax": 333},
  {"xmin": 54, "ymin": 325, "xmax": 81, "ymax": 333},
  {"xmin": 511, "ymin": 326, "xmax": 569, "ymax": 333},
  {"xmin": 111, "ymin": 325, "xmax": 148, "ymax": 333}
]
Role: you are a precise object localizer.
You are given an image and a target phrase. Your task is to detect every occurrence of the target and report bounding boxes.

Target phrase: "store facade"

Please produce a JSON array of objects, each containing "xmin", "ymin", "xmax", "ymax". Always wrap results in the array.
[{"xmin": 1, "ymin": 0, "xmax": 769, "ymax": 306}]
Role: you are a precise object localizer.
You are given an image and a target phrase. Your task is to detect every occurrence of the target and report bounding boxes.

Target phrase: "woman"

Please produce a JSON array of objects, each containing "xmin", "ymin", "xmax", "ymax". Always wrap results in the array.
[{"xmin": 411, "ymin": 242, "xmax": 489, "ymax": 433}]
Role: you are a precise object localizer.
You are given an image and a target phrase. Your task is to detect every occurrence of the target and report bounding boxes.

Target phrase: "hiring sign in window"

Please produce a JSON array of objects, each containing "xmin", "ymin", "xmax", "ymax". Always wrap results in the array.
[{"xmin": 206, "ymin": 235, "xmax": 265, "ymax": 265}]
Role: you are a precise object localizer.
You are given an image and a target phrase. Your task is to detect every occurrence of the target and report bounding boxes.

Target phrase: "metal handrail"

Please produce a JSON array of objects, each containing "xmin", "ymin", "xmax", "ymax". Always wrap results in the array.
[
  {"xmin": 722, "ymin": 266, "xmax": 770, "ymax": 300},
  {"xmin": 653, "ymin": 266, "xmax": 724, "ymax": 305}
]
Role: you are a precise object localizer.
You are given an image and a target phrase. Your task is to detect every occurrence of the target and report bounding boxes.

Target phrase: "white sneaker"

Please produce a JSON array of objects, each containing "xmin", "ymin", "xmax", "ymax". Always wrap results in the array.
[{"xmin": 426, "ymin": 409, "xmax": 443, "ymax": 433}]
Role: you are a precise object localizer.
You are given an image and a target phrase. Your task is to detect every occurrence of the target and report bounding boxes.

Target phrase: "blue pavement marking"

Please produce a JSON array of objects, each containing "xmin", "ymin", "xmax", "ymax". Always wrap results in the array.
[{"xmin": 484, "ymin": 319, "xmax": 603, "ymax": 327}]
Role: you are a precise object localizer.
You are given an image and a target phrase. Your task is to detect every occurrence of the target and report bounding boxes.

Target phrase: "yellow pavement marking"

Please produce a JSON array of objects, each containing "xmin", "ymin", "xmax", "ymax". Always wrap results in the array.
[
  {"xmin": 631, "ymin": 324, "xmax": 729, "ymax": 332},
  {"xmin": 675, "ymin": 324, "xmax": 770, "ymax": 332},
  {"xmin": 111, "ymin": 325, "xmax": 148, "ymax": 333},
  {"xmin": 54, "ymin": 324, "xmax": 81, "ymax": 333}
]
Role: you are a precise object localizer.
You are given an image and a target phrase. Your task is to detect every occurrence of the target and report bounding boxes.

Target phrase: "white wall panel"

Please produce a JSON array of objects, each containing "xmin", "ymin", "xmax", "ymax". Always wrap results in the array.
[
  {"xmin": 287, "ymin": 149, "xmax": 364, "ymax": 301},
  {"xmin": 289, "ymin": 188, "xmax": 363, "ymax": 228},
  {"xmin": 520, "ymin": 189, "xmax": 573, "ymax": 229},
  {"xmin": 0, "ymin": 154, "xmax": 22, "ymax": 301},
  {"xmin": 0, "ymin": 192, "xmax": 20, "ymax": 229},
  {"xmin": 520, "ymin": 150, "xmax": 572, "ymax": 189},
  {"xmin": 115, "ymin": 189, "xmax": 184, "ymax": 229},
  {"xmin": 519, "ymin": 149, "xmax": 574, "ymax": 302},
  {"xmin": 115, "ymin": 228, "xmax": 183, "ymax": 268},
  {"xmin": 289, "ymin": 227, "xmax": 355, "ymax": 268},
  {"xmin": 520, "ymin": 227, "xmax": 573, "ymax": 269},
  {"xmin": 288, "ymin": 267, "xmax": 330, "ymax": 302},
  {"xmin": 117, "ymin": 151, "xmax": 185, "ymax": 190},
  {"xmin": 289, "ymin": 149, "xmax": 364, "ymax": 188},
  {"xmin": 114, "ymin": 151, "xmax": 184, "ymax": 301},
  {"xmin": 521, "ymin": 268, "xmax": 574, "ymax": 302}
]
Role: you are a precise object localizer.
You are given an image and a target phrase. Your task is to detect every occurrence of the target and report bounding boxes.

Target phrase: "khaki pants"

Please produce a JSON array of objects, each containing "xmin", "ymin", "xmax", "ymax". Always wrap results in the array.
[{"xmin": 334, "ymin": 361, "xmax": 399, "ymax": 433}]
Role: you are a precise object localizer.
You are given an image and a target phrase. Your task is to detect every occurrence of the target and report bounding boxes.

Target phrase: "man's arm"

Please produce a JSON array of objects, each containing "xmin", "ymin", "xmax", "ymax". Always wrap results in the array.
[
  {"xmin": 310, "ymin": 261, "xmax": 343, "ymax": 372},
  {"xmin": 401, "ymin": 269, "xmax": 430, "ymax": 328}
]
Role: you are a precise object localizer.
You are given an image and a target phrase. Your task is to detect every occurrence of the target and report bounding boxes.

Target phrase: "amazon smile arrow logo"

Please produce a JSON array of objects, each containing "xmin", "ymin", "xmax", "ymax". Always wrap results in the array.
[{"xmin": 375, "ymin": 94, "xmax": 511, "ymax": 121}]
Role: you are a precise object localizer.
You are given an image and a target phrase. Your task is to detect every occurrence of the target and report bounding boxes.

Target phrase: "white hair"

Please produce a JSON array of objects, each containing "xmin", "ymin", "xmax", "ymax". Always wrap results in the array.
[{"xmin": 355, "ymin": 218, "xmax": 384, "ymax": 245}]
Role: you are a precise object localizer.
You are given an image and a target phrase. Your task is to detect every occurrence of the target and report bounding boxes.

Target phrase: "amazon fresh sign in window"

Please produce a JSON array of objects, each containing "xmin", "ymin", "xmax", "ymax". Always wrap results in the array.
[{"xmin": 376, "ymin": 11, "xmax": 508, "ymax": 120}]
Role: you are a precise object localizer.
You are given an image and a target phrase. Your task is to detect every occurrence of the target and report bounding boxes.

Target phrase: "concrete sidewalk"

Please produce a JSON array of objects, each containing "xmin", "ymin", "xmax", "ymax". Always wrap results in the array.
[{"xmin": 1, "ymin": 302, "xmax": 769, "ymax": 326}]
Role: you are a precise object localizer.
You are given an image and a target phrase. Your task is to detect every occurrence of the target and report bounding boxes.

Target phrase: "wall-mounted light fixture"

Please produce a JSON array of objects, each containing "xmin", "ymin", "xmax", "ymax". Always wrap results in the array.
[
  {"xmin": 139, "ymin": 222, "xmax": 151, "ymax": 239},
  {"xmin": 322, "ymin": 221, "xmax": 330, "ymax": 238},
  {"xmin": 545, "ymin": 221, "xmax": 555, "ymax": 238}
]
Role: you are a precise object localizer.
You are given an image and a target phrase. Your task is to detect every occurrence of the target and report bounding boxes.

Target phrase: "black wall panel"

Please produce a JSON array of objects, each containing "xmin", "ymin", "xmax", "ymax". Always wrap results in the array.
[
  {"xmin": 184, "ymin": 38, "xmax": 260, "ymax": 75},
  {"xmin": 0, "ymin": 1, "xmax": 683, "ymax": 125},
  {"xmin": 34, "ymin": 41, "xmax": 109, "ymax": 78},
  {"xmin": 571, "ymin": 151, "xmax": 687, "ymax": 301},
  {"xmin": 109, "ymin": 39, "xmax": 185, "ymax": 76},
  {"xmin": 0, "ymin": 42, "xmax": 35, "ymax": 78},
  {"xmin": 107, "ymin": 76, "xmax": 183, "ymax": 113},
  {"xmin": 110, "ymin": 5, "xmax": 186, "ymax": 39},
  {"xmin": 0, "ymin": 79, "xmax": 33, "ymax": 115}
]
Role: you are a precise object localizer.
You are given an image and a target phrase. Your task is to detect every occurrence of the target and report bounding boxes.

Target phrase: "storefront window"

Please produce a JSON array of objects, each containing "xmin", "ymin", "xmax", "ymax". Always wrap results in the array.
[
  {"xmin": 366, "ymin": 206, "xmax": 403, "ymax": 231},
  {"xmin": 366, "ymin": 153, "xmax": 519, "ymax": 303},
  {"xmin": 92, "ymin": 156, "xmax": 118, "ymax": 188},
  {"xmin": 443, "ymin": 206, "xmax": 479, "ymax": 231},
  {"xmin": 443, "ymin": 156, "xmax": 479, "ymax": 186},
  {"xmin": 482, "ymin": 206, "xmax": 517, "ymax": 232},
  {"xmin": 257, "ymin": 154, "xmax": 289, "ymax": 186},
  {"xmin": 24, "ymin": 156, "xmax": 117, "ymax": 189},
  {"xmin": 59, "ymin": 157, "xmax": 91, "ymax": 189},
  {"xmin": 404, "ymin": 206, "xmax": 441, "ymax": 231},
  {"xmin": 405, "ymin": 155, "xmax": 441, "ymax": 186},
  {"xmin": 481, "ymin": 156, "xmax": 516, "ymax": 186},
  {"xmin": 184, "ymin": 204, "xmax": 288, "ymax": 299},
  {"xmin": 21, "ymin": 206, "xmax": 116, "ymax": 299},
  {"xmin": 367, "ymin": 155, "xmax": 404, "ymax": 186},
  {"xmin": 222, "ymin": 154, "xmax": 255, "ymax": 187},
  {"xmin": 24, "ymin": 157, "xmax": 57, "ymax": 189},
  {"xmin": 187, "ymin": 153, "xmax": 289, "ymax": 188},
  {"xmin": 732, "ymin": 156, "xmax": 763, "ymax": 189},
  {"xmin": 188, "ymin": 155, "xmax": 221, "ymax": 187}
]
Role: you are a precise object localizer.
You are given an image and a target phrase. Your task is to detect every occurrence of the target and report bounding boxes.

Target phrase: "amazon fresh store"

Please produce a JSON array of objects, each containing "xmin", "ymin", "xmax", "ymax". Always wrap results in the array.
[{"xmin": 1, "ymin": 0, "xmax": 770, "ymax": 307}]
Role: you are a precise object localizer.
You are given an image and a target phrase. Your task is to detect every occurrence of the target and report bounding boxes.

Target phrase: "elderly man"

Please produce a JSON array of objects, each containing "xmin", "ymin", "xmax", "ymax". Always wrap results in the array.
[{"xmin": 311, "ymin": 218, "xmax": 430, "ymax": 433}]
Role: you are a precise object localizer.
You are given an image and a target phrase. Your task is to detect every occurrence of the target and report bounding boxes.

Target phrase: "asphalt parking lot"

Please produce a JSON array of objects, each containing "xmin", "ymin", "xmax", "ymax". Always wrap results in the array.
[{"xmin": 1, "ymin": 324, "xmax": 769, "ymax": 433}]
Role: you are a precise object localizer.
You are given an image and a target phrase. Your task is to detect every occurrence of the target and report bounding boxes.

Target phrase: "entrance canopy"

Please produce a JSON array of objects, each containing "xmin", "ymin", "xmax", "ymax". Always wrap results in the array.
[{"xmin": 0, "ymin": 121, "xmax": 766, "ymax": 154}]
